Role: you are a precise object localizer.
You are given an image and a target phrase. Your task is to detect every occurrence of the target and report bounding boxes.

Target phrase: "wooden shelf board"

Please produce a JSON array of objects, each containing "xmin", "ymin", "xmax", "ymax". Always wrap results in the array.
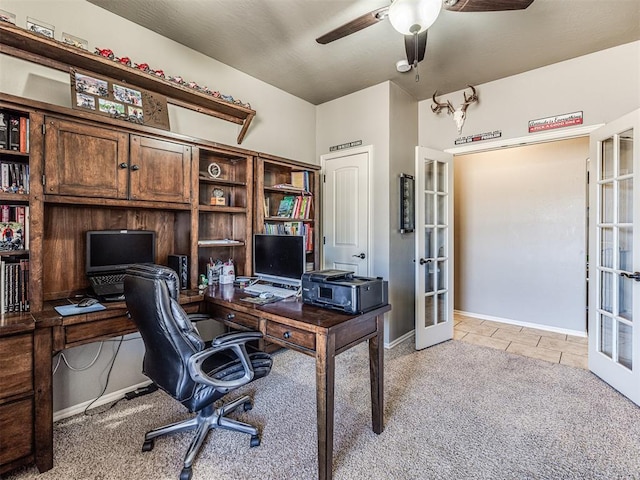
[
  {"xmin": 198, "ymin": 205, "xmax": 246, "ymax": 213},
  {"xmin": 198, "ymin": 176, "xmax": 246, "ymax": 187}
]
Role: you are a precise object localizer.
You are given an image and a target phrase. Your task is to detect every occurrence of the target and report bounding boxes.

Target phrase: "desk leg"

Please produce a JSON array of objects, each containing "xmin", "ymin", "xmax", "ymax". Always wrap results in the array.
[
  {"xmin": 33, "ymin": 327, "xmax": 53, "ymax": 472},
  {"xmin": 316, "ymin": 332, "xmax": 336, "ymax": 480},
  {"xmin": 369, "ymin": 313, "xmax": 384, "ymax": 434}
]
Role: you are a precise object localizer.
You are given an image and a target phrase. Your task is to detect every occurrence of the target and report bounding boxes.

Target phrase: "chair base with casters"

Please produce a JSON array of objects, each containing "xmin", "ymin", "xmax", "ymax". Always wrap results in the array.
[
  {"xmin": 124, "ymin": 264, "xmax": 273, "ymax": 480},
  {"xmin": 141, "ymin": 395, "xmax": 260, "ymax": 480}
]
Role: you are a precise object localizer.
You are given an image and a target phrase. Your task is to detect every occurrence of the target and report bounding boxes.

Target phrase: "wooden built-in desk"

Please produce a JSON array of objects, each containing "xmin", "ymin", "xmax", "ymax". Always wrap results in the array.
[{"xmin": 205, "ymin": 284, "xmax": 391, "ymax": 480}]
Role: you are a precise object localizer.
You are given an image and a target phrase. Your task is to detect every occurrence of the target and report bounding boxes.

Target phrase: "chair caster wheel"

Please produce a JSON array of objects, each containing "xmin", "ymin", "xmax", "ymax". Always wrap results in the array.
[
  {"xmin": 142, "ymin": 439, "xmax": 155, "ymax": 452},
  {"xmin": 250, "ymin": 434, "xmax": 261, "ymax": 448},
  {"xmin": 180, "ymin": 467, "xmax": 192, "ymax": 480},
  {"xmin": 243, "ymin": 400, "xmax": 253, "ymax": 412}
]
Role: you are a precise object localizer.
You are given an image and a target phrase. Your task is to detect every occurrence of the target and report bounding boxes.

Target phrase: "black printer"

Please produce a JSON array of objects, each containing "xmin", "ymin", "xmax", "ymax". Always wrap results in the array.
[{"xmin": 301, "ymin": 269, "xmax": 388, "ymax": 314}]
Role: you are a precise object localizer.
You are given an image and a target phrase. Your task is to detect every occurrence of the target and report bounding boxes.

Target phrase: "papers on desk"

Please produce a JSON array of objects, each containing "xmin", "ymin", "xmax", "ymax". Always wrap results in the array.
[{"xmin": 54, "ymin": 303, "xmax": 107, "ymax": 316}]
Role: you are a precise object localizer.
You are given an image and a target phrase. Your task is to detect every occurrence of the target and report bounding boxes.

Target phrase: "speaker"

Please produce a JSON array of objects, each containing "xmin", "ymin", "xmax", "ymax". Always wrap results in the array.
[{"xmin": 168, "ymin": 254, "xmax": 189, "ymax": 290}]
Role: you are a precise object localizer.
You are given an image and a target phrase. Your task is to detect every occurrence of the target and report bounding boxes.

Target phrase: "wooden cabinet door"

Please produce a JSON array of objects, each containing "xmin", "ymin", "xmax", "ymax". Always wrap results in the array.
[
  {"xmin": 44, "ymin": 118, "xmax": 129, "ymax": 199},
  {"xmin": 129, "ymin": 135, "xmax": 191, "ymax": 203}
]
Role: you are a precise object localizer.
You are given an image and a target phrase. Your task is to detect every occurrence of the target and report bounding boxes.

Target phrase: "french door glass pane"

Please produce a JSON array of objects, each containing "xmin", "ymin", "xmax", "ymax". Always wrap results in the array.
[
  {"xmin": 601, "ymin": 227, "xmax": 613, "ymax": 268},
  {"xmin": 600, "ymin": 314, "xmax": 613, "ymax": 358},
  {"xmin": 601, "ymin": 182, "xmax": 614, "ymax": 223},
  {"xmin": 619, "ymin": 178, "xmax": 633, "ymax": 224},
  {"xmin": 618, "ymin": 322, "xmax": 633, "ymax": 369},
  {"xmin": 425, "ymin": 193, "xmax": 434, "ymax": 225},
  {"xmin": 437, "ymin": 260, "xmax": 446, "ymax": 290},
  {"xmin": 601, "ymin": 271, "xmax": 613, "ymax": 313},
  {"xmin": 619, "ymin": 129, "xmax": 633, "ymax": 175},
  {"xmin": 424, "ymin": 295, "xmax": 435, "ymax": 327},
  {"xmin": 602, "ymin": 137, "xmax": 614, "ymax": 179},
  {"xmin": 425, "ymin": 262, "xmax": 435, "ymax": 293},
  {"xmin": 437, "ymin": 195, "xmax": 446, "ymax": 226},
  {"xmin": 619, "ymin": 227, "xmax": 633, "ymax": 271},
  {"xmin": 425, "ymin": 161, "xmax": 434, "ymax": 191},
  {"xmin": 425, "ymin": 228, "xmax": 434, "ymax": 259},
  {"xmin": 436, "ymin": 228, "xmax": 446, "ymax": 258},
  {"xmin": 437, "ymin": 293, "xmax": 447, "ymax": 324},
  {"xmin": 619, "ymin": 276, "xmax": 633, "ymax": 321},
  {"xmin": 436, "ymin": 161, "xmax": 446, "ymax": 193}
]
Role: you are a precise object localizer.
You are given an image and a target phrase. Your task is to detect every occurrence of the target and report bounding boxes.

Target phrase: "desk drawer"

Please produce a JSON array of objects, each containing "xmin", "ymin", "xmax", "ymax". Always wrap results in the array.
[
  {"xmin": 266, "ymin": 323, "xmax": 315, "ymax": 351},
  {"xmin": 212, "ymin": 306, "xmax": 259, "ymax": 330},
  {"xmin": 65, "ymin": 316, "xmax": 136, "ymax": 347},
  {"xmin": 0, "ymin": 334, "xmax": 33, "ymax": 398},
  {"xmin": 0, "ymin": 397, "xmax": 34, "ymax": 466}
]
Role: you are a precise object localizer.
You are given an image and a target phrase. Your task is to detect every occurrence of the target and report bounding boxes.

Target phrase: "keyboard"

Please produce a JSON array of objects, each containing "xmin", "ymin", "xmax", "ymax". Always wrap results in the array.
[
  {"xmin": 88, "ymin": 273, "xmax": 125, "ymax": 296},
  {"xmin": 244, "ymin": 283, "xmax": 298, "ymax": 298}
]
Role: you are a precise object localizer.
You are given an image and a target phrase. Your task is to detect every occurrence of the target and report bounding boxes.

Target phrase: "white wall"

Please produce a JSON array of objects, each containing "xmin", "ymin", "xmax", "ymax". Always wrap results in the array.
[
  {"xmin": 419, "ymin": 41, "xmax": 640, "ymax": 150},
  {"xmin": 454, "ymin": 138, "xmax": 589, "ymax": 333},
  {"xmin": 0, "ymin": 0, "xmax": 316, "ymax": 163}
]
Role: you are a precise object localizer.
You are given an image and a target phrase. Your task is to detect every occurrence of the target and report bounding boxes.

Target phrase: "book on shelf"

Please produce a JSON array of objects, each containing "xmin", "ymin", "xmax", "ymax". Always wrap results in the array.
[
  {"xmin": 291, "ymin": 171, "xmax": 309, "ymax": 191},
  {"xmin": 0, "ymin": 112, "xmax": 29, "ymax": 153},
  {"xmin": 263, "ymin": 222, "xmax": 313, "ymax": 252},
  {"xmin": 0, "ymin": 257, "xmax": 29, "ymax": 313},
  {"xmin": 0, "ymin": 112, "xmax": 7, "ymax": 150},
  {"xmin": 276, "ymin": 195, "xmax": 296, "ymax": 217},
  {"xmin": 8, "ymin": 116, "xmax": 20, "ymax": 151},
  {"xmin": 0, "ymin": 161, "xmax": 29, "ymax": 193}
]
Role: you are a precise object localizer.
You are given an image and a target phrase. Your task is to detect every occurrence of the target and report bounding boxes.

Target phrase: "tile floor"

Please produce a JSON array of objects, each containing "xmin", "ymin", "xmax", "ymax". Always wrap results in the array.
[{"xmin": 454, "ymin": 312, "xmax": 588, "ymax": 369}]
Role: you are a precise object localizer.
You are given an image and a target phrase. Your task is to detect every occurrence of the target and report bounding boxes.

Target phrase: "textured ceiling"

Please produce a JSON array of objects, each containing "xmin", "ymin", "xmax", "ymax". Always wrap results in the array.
[{"xmin": 87, "ymin": 0, "xmax": 640, "ymax": 105}]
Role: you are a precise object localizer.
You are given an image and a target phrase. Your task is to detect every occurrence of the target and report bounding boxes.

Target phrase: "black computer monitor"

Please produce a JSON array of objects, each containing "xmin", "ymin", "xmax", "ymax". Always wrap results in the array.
[
  {"xmin": 253, "ymin": 234, "xmax": 305, "ymax": 287},
  {"xmin": 86, "ymin": 230, "xmax": 156, "ymax": 273}
]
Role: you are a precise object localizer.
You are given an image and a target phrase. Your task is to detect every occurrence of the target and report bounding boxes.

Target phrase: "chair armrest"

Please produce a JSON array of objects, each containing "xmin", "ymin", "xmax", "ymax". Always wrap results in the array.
[
  {"xmin": 212, "ymin": 331, "xmax": 263, "ymax": 346},
  {"xmin": 187, "ymin": 313, "xmax": 212, "ymax": 323},
  {"xmin": 187, "ymin": 332, "xmax": 262, "ymax": 390}
]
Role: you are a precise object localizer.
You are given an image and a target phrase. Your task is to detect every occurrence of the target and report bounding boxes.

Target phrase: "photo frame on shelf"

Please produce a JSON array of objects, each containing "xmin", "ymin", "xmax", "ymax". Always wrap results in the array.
[
  {"xmin": 70, "ymin": 68, "xmax": 169, "ymax": 130},
  {"xmin": 26, "ymin": 17, "xmax": 54, "ymax": 38},
  {"xmin": 399, "ymin": 173, "xmax": 414, "ymax": 234}
]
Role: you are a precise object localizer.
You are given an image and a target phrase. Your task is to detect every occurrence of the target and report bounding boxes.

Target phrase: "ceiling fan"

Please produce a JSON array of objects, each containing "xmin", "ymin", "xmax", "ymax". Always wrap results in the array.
[{"xmin": 316, "ymin": 0, "xmax": 535, "ymax": 74}]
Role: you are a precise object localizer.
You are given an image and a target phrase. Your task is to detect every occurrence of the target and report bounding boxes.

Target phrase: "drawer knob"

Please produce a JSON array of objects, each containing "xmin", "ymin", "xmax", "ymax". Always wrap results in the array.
[
  {"xmin": 283, "ymin": 331, "xmax": 291, "ymax": 339},
  {"xmin": 226, "ymin": 313, "xmax": 235, "ymax": 320}
]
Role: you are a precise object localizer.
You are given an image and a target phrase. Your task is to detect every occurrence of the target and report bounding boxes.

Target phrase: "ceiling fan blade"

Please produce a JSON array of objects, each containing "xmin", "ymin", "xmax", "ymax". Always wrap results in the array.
[
  {"xmin": 444, "ymin": 0, "xmax": 534, "ymax": 12},
  {"xmin": 316, "ymin": 6, "xmax": 389, "ymax": 44},
  {"xmin": 405, "ymin": 30, "xmax": 428, "ymax": 66}
]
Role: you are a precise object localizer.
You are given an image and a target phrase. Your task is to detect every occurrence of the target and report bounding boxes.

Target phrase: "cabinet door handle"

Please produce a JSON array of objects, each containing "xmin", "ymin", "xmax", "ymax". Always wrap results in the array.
[
  {"xmin": 283, "ymin": 331, "xmax": 291, "ymax": 339},
  {"xmin": 119, "ymin": 162, "xmax": 128, "ymax": 169},
  {"xmin": 226, "ymin": 313, "xmax": 235, "ymax": 320},
  {"xmin": 130, "ymin": 164, "xmax": 140, "ymax": 171}
]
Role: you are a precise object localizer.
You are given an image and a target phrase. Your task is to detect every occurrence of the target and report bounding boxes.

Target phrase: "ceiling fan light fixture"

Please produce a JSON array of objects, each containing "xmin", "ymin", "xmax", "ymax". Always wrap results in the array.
[
  {"xmin": 396, "ymin": 59, "xmax": 411, "ymax": 72},
  {"xmin": 388, "ymin": 0, "xmax": 442, "ymax": 35}
]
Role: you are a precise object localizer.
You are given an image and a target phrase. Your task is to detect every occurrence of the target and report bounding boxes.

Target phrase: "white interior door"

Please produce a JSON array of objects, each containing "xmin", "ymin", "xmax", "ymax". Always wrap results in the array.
[
  {"xmin": 321, "ymin": 147, "xmax": 370, "ymax": 276},
  {"xmin": 415, "ymin": 146, "xmax": 454, "ymax": 350},
  {"xmin": 589, "ymin": 109, "xmax": 640, "ymax": 405}
]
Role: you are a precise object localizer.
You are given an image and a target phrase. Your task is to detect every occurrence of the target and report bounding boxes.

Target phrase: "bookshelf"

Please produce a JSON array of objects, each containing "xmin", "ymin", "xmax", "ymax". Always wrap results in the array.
[
  {"xmin": 254, "ymin": 157, "xmax": 320, "ymax": 273},
  {"xmin": 0, "ymin": 106, "xmax": 31, "ymax": 315},
  {"xmin": 196, "ymin": 147, "xmax": 253, "ymax": 280}
]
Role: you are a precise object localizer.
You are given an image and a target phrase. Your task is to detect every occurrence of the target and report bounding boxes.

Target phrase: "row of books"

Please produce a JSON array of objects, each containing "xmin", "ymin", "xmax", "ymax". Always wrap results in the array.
[
  {"xmin": 1, "ymin": 258, "xmax": 30, "ymax": 313},
  {"xmin": 0, "ymin": 112, "xmax": 29, "ymax": 153},
  {"xmin": 1, "ymin": 161, "xmax": 30, "ymax": 194},
  {"xmin": 276, "ymin": 195, "xmax": 313, "ymax": 218},
  {"xmin": 264, "ymin": 222, "xmax": 314, "ymax": 251}
]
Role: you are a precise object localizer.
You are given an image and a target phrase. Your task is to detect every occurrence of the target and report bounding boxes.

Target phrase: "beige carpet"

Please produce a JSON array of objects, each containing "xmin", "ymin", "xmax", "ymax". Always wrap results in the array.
[{"xmin": 6, "ymin": 339, "xmax": 640, "ymax": 480}]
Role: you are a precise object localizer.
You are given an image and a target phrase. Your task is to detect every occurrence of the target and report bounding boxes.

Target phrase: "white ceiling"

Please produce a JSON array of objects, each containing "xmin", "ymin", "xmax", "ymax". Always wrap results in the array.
[{"xmin": 87, "ymin": 0, "xmax": 640, "ymax": 105}]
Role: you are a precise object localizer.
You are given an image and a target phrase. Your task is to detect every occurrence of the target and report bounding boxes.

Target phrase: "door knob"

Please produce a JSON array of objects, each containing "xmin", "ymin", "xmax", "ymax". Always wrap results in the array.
[
  {"xmin": 119, "ymin": 162, "xmax": 128, "ymax": 169},
  {"xmin": 352, "ymin": 253, "xmax": 366, "ymax": 259},
  {"xmin": 621, "ymin": 271, "xmax": 640, "ymax": 282},
  {"xmin": 419, "ymin": 258, "xmax": 432, "ymax": 265},
  {"xmin": 130, "ymin": 164, "xmax": 140, "ymax": 171}
]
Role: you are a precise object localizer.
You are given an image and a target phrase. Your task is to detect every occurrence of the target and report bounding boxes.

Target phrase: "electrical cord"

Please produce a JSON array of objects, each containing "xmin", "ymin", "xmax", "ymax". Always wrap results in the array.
[{"xmin": 83, "ymin": 336, "xmax": 124, "ymax": 416}]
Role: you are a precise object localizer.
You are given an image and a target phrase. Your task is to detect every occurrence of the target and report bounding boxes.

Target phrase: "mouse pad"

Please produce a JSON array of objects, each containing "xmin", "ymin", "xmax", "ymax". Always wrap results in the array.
[{"xmin": 54, "ymin": 303, "xmax": 107, "ymax": 316}]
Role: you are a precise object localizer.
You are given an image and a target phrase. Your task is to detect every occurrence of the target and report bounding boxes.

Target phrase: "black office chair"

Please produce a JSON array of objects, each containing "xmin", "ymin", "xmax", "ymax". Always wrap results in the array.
[{"xmin": 124, "ymin": 264, "xmax": 272, "ymax": 480}]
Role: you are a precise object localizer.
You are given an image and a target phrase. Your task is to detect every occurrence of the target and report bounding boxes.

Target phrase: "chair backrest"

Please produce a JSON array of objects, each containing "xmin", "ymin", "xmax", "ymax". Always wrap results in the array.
[{"xmin": 124, "ymin": 264, "xmax": 204, "ymax": 402}]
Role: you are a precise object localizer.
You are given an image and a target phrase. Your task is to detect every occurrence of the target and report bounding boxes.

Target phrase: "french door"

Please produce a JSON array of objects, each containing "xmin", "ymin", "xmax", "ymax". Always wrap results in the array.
[
  {"xmin": 589, "ymin": 109, "xmax": 640, "ymax": 406},
  {"xmin": 415, "ymin": 147, "xmax": 454, "ymax": 350}
]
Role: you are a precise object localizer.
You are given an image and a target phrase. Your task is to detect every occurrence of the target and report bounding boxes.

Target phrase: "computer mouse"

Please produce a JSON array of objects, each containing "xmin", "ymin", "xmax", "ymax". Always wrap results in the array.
[
  {"xmin": 259, "ymin": 292, "xmax": 274, "ymax": 299},
  {"xmin": 77, "ymin": 297, "xmax": 99, "ymax": 308}
]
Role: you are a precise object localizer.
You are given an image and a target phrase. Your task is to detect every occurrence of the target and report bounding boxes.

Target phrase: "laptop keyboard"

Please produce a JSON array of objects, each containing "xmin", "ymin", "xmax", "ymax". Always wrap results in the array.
[
  {"xmin": 244, "ymin": 283, "xmax": 298, "ymax": 298},
  {"xmin": 89, "ymin": 273, "xmax": 125, "ymax": 296}
]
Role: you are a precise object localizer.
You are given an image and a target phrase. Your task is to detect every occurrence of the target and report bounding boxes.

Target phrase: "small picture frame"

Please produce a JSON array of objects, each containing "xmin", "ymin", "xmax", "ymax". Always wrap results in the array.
[
  {"xmin": 61, "ymin": 32, "xmax": 88, "ymax": 50},
  {"xmin": 399, "ymin": 174, "xmax": 414, "ymax": 234},
  {"xmin": 26, "ymin": 17, "xmax": 54, "ymax": 39},
  {"xmin": 0, "ymin": 9, "xmax": 17, "ymax": 25}
]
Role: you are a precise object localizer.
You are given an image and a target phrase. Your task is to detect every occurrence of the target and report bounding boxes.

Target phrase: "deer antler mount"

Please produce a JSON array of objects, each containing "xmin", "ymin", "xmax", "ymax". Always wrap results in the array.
[{"xmin": 431, "ymin": 85, "xmax": 478, "ymax": 134}]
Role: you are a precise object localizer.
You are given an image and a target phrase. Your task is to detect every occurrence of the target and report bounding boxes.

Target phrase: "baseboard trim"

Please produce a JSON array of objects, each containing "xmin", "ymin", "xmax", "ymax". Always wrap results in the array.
[
  {"xmin": 385, "ymin": 330, "xmax": 415, "ymax": 349},
  {"xmin": 454, "ymin": 309, "xmax": 587, "ymax": 338},
  {"xmin": 53, "ymin": 380, "xmax": 153, "ymax": 422}
]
